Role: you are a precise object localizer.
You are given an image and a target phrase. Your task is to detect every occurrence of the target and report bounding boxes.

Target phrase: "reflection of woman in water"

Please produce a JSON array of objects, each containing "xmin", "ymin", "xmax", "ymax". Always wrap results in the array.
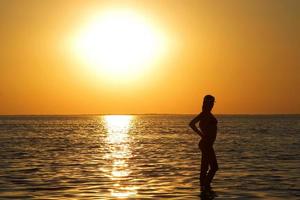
[{"xmin": 189, "ymin": 95, "xmax": 218, "ymax": 191}]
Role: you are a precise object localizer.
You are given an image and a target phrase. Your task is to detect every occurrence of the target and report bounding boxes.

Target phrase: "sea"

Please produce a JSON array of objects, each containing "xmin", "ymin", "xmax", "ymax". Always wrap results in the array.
[{"xmin": 0, "ymin": 115, "xmax": 299, "ymax": 199}]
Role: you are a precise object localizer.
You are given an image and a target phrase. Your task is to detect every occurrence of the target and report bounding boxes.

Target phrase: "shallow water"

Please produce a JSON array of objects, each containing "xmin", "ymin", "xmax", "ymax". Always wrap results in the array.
[{"xmin": 0, "ymin": 115, "xmax": 299, "ymax": 199}]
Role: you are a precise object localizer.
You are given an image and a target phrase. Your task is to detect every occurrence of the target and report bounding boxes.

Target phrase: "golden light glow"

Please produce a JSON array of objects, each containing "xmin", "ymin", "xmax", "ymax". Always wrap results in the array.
[
  {"xmin": 103, "ymin": 115, "xmax": 139, "ymax": 198},
  {"xmin": 73, "ymin": 9, "xmax": 168, "ymax": 82},
  {"xmin": 105, "ymin": 115, "xmax": 132, "ymax": 144}
]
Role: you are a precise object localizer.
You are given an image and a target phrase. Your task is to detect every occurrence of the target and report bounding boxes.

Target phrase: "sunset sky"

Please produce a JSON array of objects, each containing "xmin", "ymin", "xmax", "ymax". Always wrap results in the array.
[{"xmin": 0, "ymin": 0, "xmax": 299, "ymax": 115}]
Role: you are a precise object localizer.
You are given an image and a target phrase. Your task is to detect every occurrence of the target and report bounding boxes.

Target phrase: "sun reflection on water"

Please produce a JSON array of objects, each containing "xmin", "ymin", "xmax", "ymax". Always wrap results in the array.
[{"xmin": 103, "ymin": 115, "xmax": 138, "ymax": 198}]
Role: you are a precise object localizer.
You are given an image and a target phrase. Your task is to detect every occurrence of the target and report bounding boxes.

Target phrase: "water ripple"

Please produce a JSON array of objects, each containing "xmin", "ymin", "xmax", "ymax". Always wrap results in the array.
[{"xmin": 0, "ymin": 115, "xmax": 299, "ymax": 199}]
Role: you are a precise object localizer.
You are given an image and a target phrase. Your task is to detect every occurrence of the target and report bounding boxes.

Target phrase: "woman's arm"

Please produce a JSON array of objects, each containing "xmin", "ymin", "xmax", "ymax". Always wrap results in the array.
[{"xmin": 189, "ymin": 113, "xmax": 204, "ymax": 138}]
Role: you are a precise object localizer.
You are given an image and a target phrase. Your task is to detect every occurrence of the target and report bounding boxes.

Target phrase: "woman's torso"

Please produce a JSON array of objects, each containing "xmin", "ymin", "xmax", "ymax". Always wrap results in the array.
[{"xmin": 199, "ymin": 112, "xmax": 218, "ymax": 144}]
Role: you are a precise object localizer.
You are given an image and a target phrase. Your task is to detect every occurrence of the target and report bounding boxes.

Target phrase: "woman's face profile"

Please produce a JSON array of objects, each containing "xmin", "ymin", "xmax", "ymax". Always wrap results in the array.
[
  {"xmin": 208, "ymin": 101, "xmax": 214, "ymax": 110},
  {"xmin": 202, "ymin": 95, "xmax": 215, "ymax": 112}
]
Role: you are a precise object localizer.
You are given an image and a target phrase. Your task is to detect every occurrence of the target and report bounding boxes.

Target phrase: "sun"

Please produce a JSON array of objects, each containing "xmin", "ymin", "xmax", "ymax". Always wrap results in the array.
[{"xmin": 73, "ymin": 9, "xmax": 167, "ymax": 82}]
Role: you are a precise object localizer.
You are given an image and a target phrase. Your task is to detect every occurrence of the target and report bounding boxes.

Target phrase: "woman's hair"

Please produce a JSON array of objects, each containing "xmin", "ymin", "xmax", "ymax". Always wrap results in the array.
[{"xmin": 202, "ymin": 95, "xmax": 215, "ymax": 112}]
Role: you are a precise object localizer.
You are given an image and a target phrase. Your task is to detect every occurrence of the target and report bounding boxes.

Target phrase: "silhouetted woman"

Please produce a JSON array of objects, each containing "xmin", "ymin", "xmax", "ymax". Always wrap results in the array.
[{"xmin": 189, "ymin": 95, "xmax": 218, "ymax": 191}]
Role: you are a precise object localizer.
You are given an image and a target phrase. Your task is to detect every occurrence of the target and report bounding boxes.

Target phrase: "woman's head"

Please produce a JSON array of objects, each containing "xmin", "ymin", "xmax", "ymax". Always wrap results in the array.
[{"xmin": 202, "ymin": 95, "xmax": 215, "ymax": 112}]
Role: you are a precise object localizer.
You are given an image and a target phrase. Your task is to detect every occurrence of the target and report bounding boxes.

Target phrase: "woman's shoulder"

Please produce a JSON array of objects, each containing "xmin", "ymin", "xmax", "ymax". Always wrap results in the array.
[
  {"xmin": 199, "ymin": 112, "xmax": 217, "ymax": 122},
  {"xmin": 199, "ymin": 112, "xmax": 210, "ymax": 120}
]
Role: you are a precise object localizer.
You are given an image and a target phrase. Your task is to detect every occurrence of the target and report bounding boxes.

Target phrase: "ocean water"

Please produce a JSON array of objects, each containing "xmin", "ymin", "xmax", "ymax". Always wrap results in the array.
[{"xmin": 0, "ymin": 115, "xmax": 299, "ymax": 200}]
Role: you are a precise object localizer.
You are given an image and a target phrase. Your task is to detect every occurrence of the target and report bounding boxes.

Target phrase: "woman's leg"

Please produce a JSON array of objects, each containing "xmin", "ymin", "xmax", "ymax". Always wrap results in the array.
[
  {"xmin": 205, "ymin": 146, "xmax": 218, "ymax": 187},
  {"xmin": 199, "ymin": 144, "xmax": 209, "ymax": 188}
]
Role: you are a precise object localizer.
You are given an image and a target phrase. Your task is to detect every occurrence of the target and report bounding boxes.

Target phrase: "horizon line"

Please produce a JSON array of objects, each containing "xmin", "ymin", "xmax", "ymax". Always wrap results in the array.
[{"xmin": 0, "ymin": 113, "xmax": 299, "ymax": 116}]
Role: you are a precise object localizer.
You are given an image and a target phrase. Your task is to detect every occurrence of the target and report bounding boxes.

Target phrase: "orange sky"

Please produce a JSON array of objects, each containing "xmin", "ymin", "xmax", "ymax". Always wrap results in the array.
[{"xmin": 0, "ymin": 0, "xmax": 299, "ymax": 115}]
